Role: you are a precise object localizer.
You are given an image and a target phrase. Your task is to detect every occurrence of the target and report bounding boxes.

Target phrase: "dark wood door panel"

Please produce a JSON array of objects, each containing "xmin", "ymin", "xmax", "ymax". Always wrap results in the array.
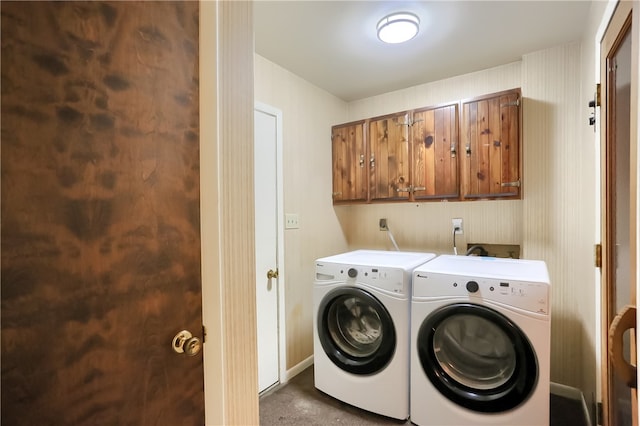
[{"xmin": 1, "ymin": 2, "xmax": 203, "ymax": 425}]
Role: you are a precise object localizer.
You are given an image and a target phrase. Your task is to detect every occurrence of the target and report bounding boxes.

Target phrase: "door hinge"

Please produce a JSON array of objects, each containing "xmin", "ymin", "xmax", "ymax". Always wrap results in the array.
[
  {"xmin": 596, "ymin": 401, "xmax": 603, "ymax": 425},
  {"xmin": 202, "ymin": 325, "xmax": 207, "ymax": 344},
  {"xmin": 595, "ymin": 244, "xmax": 602, "ymax": 268},
  {"xmin": 501, "ymin": 180, "xmax": 521, "ymax": 188},
  {"xmin": 500, "ymin": 99, "xmax": 520, "ymax": 107},
  {"xmin": 595, "ymin": 83, "xmax": 601, "ymax": 107}
]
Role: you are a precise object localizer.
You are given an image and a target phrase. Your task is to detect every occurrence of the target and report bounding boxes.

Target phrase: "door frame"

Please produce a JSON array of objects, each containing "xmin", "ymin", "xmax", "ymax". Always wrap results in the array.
[
  {"xmin": 255, "ymin": 101, "xmax": 288, "ymax": 386},
  {"xmin": 597, "ymin": 1, "xmax": 639, "ymax": 425}
]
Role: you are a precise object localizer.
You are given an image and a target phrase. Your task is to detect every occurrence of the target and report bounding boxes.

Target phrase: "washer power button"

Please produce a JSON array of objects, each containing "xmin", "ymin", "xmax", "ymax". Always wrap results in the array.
[
  {"xmin": 466, "ymin": 281, "xmax": 479, "ymax": 293},
  {"xmin": 348, "ymin": 268, "xmax": 358, "ymax": 278}
]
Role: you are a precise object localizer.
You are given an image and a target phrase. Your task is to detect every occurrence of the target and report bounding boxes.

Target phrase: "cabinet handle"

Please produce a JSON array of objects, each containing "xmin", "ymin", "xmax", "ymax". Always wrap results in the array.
[
  {"xmin": 370, "ymin": 155, "xmax": 375, "ymax": 168},
  {"xmin": 396, "ymin": 187, "xmax": 412, "ymax": 193},
  {"xmin": 413, "ymin": 186, "xmax": 426, "ymax": 192},
  {"xmin": 466, "ymin": 145, "xmax": 471, "ymax": 156},
  {"xmin": 450, "ymin": 144, "xmax": 456, "ymax": 158},
  {"xmin": 332, "ymin": 191, "xmax": 342, "ymax": 196},
  {"xmin": 501, "ymin": 180, "xmax": 521, "ymax": 188},
  {"xmin": 359, "ymin": 154, "xmax": 364, "ymax": 167}
]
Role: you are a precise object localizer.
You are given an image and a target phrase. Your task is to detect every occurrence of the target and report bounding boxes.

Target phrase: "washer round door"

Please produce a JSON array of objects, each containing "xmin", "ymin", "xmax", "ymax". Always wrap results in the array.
[
  {"xmin": 416, "ymin": 303, "xmax": 538, "ymax": 412},
  {"xmin": 317, "ymin": 287, "xmax": 396, "ymax": 375}
]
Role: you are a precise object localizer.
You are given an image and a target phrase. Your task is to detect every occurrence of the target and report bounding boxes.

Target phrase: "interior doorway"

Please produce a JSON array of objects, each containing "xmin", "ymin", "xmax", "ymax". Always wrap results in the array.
[{"xmin": 254, "ymin": 103, "xmax": 286, "ymax": 393}]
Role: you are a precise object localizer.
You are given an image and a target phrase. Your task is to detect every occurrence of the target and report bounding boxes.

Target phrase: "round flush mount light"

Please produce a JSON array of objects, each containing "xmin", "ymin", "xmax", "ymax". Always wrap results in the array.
[{"xmin": 377, "ymin": 12, "xmax": 420, "ymax": 44}]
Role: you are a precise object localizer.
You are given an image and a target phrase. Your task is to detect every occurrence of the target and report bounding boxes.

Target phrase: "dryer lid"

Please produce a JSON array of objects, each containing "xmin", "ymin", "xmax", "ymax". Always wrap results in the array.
[{"xmin": 414, "ymin": 255, "xmax": 550, "ymax": 284}]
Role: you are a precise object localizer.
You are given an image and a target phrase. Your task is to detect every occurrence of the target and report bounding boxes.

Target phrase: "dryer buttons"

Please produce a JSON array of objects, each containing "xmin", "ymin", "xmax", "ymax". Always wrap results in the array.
[
  {"xmin": 347, "ymin": 268, "xmax": 358, "ymax": 278},
  {"xmin": 466, "ymin": 281, "xmax": 479, "ymax": 293}
]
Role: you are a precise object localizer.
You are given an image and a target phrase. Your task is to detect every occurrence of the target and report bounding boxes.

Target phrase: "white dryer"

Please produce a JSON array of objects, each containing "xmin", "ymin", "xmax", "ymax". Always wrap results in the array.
[
  {"xmin": 410, "ymin": 255, "xmax": 550, "ymax": 426},
  {"xmin": 313, "ymin": 250, "xmax": 436, "ymax": 420}
]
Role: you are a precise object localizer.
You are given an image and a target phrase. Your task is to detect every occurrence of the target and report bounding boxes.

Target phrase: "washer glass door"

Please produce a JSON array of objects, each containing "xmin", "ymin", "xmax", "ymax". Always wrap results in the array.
[
  {"xmin": 417, "ymin": 303, "xmax": 537, "ymax": 412},
  {"xmin": 318, "ymin": 287, "xmax": 396, "ymax": 374}
]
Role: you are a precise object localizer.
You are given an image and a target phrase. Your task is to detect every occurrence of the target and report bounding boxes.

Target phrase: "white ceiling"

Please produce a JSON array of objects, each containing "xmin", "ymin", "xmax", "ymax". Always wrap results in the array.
[{"xmin": 254, "ymin": 1, "xmax": 593, "ymax": 101}]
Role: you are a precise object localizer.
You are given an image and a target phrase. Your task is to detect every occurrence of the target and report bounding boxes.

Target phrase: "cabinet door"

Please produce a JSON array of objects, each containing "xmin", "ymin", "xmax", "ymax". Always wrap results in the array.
[
  {"xmin": 461, "ymin": 89, "xmax": 521, "ymax": 199},
  {"xmin": 369, "ymin": 113, "xmax": 411, "ymax": 201},
  {"xmin": 412, "ymin": 104, "xmax": 459, "ymax": 200},
  {"xmin": 331, "ymin": 121, "xmax": 367, "ymax": 203}
]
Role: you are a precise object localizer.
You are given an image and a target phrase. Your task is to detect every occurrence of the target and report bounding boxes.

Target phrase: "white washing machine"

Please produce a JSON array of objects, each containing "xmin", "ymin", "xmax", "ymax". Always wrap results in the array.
[
  {"xmin": 410, "ymin": 255, "xmax": 550, "ymax": 426},
  {"xmin": 313, "ymin": 249, "xmax": 436, "ymax": 420}
]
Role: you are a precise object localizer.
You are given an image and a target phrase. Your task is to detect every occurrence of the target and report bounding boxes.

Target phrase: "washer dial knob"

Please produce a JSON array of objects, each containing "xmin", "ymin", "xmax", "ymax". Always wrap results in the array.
[
  {"xmin": 466, "ymin": 280, "xmax": 479, "ymax": 293},
  {"xmin": 347, "ymin": 268, "xmax": 358, "ymax": 278}
]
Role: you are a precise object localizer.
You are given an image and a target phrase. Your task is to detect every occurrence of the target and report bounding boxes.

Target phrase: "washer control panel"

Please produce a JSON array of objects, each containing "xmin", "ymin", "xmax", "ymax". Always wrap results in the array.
[{"xmin": 315, "ymin": 262, "xmax": 408, "ymax": 295}]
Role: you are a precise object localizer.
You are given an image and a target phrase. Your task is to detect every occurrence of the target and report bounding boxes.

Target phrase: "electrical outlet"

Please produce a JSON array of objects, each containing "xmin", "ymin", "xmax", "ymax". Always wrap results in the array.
[
  {"xmin": 379, "ymin": 218, "xmax": 388, "ymax": 231},
  {"xmin": 452, "ymin": 218, "xmax": 463, "ymax": 234},
  {"xmin": 285, "ymin": 213, "xmax": 299, "ymax": 229}
]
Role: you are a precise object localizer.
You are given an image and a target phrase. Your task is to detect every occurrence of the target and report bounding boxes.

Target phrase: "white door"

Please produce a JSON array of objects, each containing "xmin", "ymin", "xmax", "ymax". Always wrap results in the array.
[{"xmin": 254, "ymin": 104, "xmax": 282, "ymax": 392}]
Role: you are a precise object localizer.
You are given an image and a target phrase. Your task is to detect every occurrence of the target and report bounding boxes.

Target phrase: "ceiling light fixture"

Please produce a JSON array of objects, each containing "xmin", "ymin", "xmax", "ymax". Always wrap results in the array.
[{"xmin": 377, "ymin": 12, "xmax": 420, "ymax": 44}]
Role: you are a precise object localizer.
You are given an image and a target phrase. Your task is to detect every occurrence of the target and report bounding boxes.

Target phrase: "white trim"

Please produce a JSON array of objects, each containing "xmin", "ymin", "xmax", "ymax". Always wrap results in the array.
[
  {"xmin": 254, "ymin": 101, "xmax": 287, "ymax": 389},
  {"xmin": 281, "ymin": 355, "xmax": 314, "ymax": 384}
]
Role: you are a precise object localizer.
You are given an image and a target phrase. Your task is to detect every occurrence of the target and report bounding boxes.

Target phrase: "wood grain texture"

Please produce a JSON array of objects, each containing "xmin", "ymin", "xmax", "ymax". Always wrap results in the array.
[
  {"xmin": 461, "ymin": 89, "xmax": 521, "ymax": 199},
  {"xmin": 412, "ymin": 104, "xmax": 459, "ymax": 200},
  {"xmin": 1, "ymin": 2, "xmax": 203, "ymax": 424},
  {"xmin": 332, "ymin": 121, "xmax": 367, "ymax": 203},
  {"xmin": 369, "ymin": 113, "xmax": 410, "ymax": 200}
]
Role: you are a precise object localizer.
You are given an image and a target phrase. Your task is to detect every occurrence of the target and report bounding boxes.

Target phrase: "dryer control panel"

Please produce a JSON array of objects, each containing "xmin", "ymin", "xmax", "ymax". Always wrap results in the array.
[{"xmin": 414, "ymin": 273, "xmax": 549, "ymax": 315}]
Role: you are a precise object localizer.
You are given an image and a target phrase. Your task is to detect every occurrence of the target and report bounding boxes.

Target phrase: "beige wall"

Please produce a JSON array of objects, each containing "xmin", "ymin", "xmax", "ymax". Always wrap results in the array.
[
  {"xmin": 253, "ymin": 3, "xmax": 613, "ymax": 412},
  {"xmin": 254, "ymin": 55, "xmax": 349, "ymax": 369},
  {"xmin": 521, "ymin": 43, "xmax": 597, "ymax": 409}
]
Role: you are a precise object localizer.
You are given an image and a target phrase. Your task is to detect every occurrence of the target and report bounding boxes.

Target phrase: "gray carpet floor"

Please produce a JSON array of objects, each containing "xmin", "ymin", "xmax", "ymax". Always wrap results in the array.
[
  {"xmin": 259, "ymin": 366, "xmax": 591, "ymax": 426},
  {"xmin": 259, "ymin": 366, "xmax": 407, "ymax": 425}
]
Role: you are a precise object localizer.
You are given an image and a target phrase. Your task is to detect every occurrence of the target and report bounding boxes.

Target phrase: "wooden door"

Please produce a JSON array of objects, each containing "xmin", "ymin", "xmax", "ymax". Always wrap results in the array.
[
  {"xmin": 461, "ymin": 89, "xmax": 521, "ymax": 200},
  {"xmin": 331, "ymin": 121, "xmax": 367, "ymax": 203},
  {"xmin": 369, "ymin": 112, "xmax": 411, "ymax": 201},
  {"xmin": 411, "ymin": 104, "xmax": 459, "ymax": 200},
  {"xmin": 1, "ymin": 2, "xmax": 204, "ymax": 425},
  {"xmin": 599, "ymin": 2, "xmax": 638, "ymax": 425}
]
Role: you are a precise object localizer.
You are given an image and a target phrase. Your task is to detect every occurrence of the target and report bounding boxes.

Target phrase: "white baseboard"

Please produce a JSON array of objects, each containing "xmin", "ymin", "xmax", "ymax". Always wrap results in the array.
[{"xmin": 280, "ymin": 355, "xmax": 313, "ymax": 384}]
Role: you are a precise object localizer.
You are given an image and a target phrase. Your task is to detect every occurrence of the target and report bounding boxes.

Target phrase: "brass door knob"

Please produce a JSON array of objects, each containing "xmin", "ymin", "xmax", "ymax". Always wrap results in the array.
[
  {"xmin": 172, "ymin": 330, "xmax": 202, "ymax": 356},
  {"xmin": 267, "ymin": 269, "xmax": 279, "ymax": 279}
]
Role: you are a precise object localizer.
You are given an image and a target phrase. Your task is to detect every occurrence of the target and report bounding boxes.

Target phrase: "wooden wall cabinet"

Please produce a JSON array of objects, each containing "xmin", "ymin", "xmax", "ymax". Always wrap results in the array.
[
  {"xmin": 460, "ymin": 89, "xmax": 521, "ymax": 200},
  {"xmin": 331, "ymin": 88, "xmax": 521, "ymax": 204},
  {"xmin": 331, "ymin": 121, "xmax": 368, "ymax": 203},
  {"xmin": 369, "ymin": 113, "xmax": 411, "ymax": 201},
  {"xmin": 411, "ymin": 104, "xmax": 459, "ymax": 200}
]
